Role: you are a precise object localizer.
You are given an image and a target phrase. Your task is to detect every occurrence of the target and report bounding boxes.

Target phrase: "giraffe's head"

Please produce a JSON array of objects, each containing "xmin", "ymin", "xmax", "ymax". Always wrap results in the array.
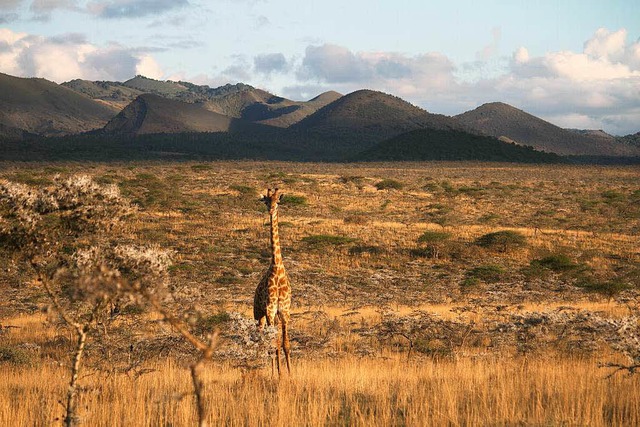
[{"xmin": 261, "ymin": 188, "xmax": 283, "ymax": 215}]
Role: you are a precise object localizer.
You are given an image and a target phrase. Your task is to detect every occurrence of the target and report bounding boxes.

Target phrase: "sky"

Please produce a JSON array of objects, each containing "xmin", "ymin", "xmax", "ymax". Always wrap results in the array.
[{"xmin": 0, "ymin": 0, "xmax": 639, "ymax": 135}]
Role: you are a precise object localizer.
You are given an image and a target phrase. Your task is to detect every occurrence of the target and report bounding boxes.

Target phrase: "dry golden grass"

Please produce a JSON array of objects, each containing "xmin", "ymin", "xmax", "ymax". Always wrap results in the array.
[
  {"xmin": 1, "ymin": 161, "xmax": 639, "ymax": 425},
  {"xmin": 1, "ymin": 353, "xmax": 639, "ymax": 426}
]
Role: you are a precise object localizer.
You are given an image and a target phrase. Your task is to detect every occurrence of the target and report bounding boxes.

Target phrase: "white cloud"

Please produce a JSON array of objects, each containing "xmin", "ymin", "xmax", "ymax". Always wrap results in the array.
[
  {"xmin": 297, "ymin": 44, "xmax": 456, "ymax": 97},
  {"xmin": 298, "ymin": 44, "xmax": 371, "ymax": 83},
  {"xmin": 513, "ymin": 47, "xmax": 529, "ymax": 64},
  {"xmin": 584, "ymin": 28, "xmax": 627, "ymax": 61},
  {"xmin": 254, "ymin": 52, "xmax": 289, "ymax": 75},
  {"xmin": 0, "ymin": 28, "xmax": 163, "ymax": 81},
  {"xmin": 87, "ymin": 0, "xmax": 188, "ymax": 19},
  {"xmin": 0, "ymin": 0, "xmax": 188, "ymax": 20},
  {"xmin": 135, "ymin": 54, "xmax": 163, "ymax": 79}
]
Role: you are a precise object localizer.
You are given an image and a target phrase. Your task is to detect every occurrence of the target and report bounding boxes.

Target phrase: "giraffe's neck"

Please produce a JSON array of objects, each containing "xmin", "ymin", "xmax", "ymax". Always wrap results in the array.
[{"xmin": 270, "ymin": 208, "xmax": 283, "ymax": 266}]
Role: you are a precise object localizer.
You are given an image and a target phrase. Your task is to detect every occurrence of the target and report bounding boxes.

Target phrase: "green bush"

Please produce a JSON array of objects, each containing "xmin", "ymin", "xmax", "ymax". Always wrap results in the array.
[
  {"xmin": 577, "ymin": 280, "xmax": 630, "ymax": 302},
  {"xmin": 465, "ymin": 265, "xmax": 505, "ymax": 283},
  {"xmin": 375, "ymin": 179, "xmax": 404, "ymax": 190},
  {"xmin": 417, "ymin": 231, "xmax": 451, "ymax": 244},
  {"xmin": 601, "ymin": 190, "xmax": 625, "ymax": 202},
  {"xmin": 476, "ymin": 230, "xmax": 527, "ymax": 252},
  {"xmin": 531, "ymin": 254, "xmax": 578, "ymax": 272},
  {"xmin": 0, "ymin": 345, "xmax": 36, "ymax": 366},
  {"xmin": 414, "ymin": 231, "xmax": 452, "ymax": 259},
  {"xmin": 523, "ymin": 253, "xmax": 584, "ymax": 280},
  {"xmin": 460, "ymin": 277, "xmax": 480, "ymax": 289},
  {"xmin": 230, "ymin": 185, "xmax": 256, "ymax": 196},
  {"xmin": 196, "ymin": 312, "xmax": 231, "ymax": 335},
  {"xmin": 280, "ymin": 194, "xmax": 308, "ymax": 206}
]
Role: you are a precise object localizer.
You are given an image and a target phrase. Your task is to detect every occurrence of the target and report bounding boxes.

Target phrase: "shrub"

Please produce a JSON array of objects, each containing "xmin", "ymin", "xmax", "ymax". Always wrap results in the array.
[
  {"xmin": 601, "ymin": 190, "xmax": 625, "ymax": 202},
  {"xmin": 197, "ymin": 312, "xmax": 231, "ymax": 335},
  {"xmin": 476, "ymin": 230, "xmax": 527, "ymax": 252},
  {"xmin": 524, "ymin": 254, "xmax": 584, "ymax": 280},
  {"xmin": 577, "ymin": 280, "xmax": 631, "ymax": 302},
  {"xmin": 280, "ymin": 194, "xmax": 308, "ymax": 206},
  {"xmin": 374, "ymin": 179, "xmax": 403, "ymax": 190},
  {"xmin": 531, "ymin": 254, "xmax": 578, "ymax": 272},
  {"xmin": 415, "ymin": 231, "xmax": 452, "ymax": 259},
  {"xmin": 465, "ymin": 265, "xmax": 505, "ymax": 283},
  {"xmin": 417, "ymin": 231, "xmax": 451, "ymax": 244},
  {"xmin": 460, "ymin": 277, "xmax": 480, "ymax": 288},
  {"xmin": 0, "ymin": 345, "xmax": 36, "ymax": 366},
  {"xmin": 230, "ymin": 185, "xmax": 256, "ymax": 196}
]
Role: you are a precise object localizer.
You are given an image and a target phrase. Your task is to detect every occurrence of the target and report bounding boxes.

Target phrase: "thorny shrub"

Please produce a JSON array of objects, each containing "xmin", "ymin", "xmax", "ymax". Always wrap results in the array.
[
  {"xmin": 367, "ymin": 308, "xmax": 640, "ymax": 363},
  {"xmin": 374, "ymin": 311, "xmax": 472, "ymax": 358},
  {"xmin": 0, "ymin": 175, "xmax": 173, "ymax": 364},
  {"xmin": 216, "ymin": 312, "xmax": 278, "ymax": 371}
]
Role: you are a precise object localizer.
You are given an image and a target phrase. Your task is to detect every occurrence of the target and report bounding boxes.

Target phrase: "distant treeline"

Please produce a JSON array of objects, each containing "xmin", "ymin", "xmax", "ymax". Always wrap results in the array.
[{"xmin": 0, "ymin": 131, "xmax": 637, "ymax": 164}]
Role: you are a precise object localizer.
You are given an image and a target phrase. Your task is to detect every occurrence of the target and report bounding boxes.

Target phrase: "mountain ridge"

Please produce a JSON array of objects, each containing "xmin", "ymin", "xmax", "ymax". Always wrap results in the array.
[
  {"xmin": 2, "ymin": 72, "xmax": 639, "ymax": 161},
  {"xmin": 0, "ymin": 72, "xmax": 118, "ymax": 136}
]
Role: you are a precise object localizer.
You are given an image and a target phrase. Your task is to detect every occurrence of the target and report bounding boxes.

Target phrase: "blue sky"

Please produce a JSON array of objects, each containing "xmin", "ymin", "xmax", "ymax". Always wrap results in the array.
[{"xmin": 1, "ymin": 0, "xmax": 639, "ymax": 134}]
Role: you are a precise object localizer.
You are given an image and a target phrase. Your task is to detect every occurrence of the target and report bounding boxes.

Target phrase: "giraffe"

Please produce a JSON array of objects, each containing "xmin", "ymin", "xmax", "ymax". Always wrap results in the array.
[{"xmin": 253, "ymin": 188, "xmax": 291, "ymax": 375}]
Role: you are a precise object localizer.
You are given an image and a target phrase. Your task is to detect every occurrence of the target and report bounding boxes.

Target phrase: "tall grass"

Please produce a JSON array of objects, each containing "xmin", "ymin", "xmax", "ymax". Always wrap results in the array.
[{"xmin": 1, "ymin": 356, "xmax": 638, "ymax": 426}]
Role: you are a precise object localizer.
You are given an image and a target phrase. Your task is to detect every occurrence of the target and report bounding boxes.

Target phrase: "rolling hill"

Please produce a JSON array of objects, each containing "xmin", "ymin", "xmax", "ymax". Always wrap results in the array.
[
  {"xmin": 455, "ymin": 102, "xmax": 640, "ymax": 156},
  {"xmin": 101, "ymin": 93, "xmax": 251, "ymax": 135},
  {"xmin": 0, "ymin": 72, "xmax": 118, "ymax": 136},
  {"xmin": 292, "ymin": 89, "xmax": 465, "ymax": 148}
]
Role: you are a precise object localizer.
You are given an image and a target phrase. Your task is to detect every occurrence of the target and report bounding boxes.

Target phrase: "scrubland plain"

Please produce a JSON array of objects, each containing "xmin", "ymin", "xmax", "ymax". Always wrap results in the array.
[{"xmin": 1, "ymin": 161, "xmax": 639, "ymax": 426}]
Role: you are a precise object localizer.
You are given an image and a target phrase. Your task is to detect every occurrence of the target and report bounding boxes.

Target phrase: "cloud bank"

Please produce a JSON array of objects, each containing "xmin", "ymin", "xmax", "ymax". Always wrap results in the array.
[
  {"xmin": 0, "ymin": 28, "xmax": 163, "ymax": 81},
  {"xmin": 0, "ymin": 0, "xmax": 188, "ymax": 20}
]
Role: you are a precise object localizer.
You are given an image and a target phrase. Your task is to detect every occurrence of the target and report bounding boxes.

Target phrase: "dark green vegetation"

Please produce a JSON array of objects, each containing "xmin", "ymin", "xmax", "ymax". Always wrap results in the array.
[
  {"xmin": 0, "ymin": 130, "xmax": 567, "ymax": 163},
  {"xmin": 358, "ymin": 129, "xmax": 564, "ymax": 163},
  {"xmin": 475, "ymin": 230, "xmax": 528, "ymax": 252}
]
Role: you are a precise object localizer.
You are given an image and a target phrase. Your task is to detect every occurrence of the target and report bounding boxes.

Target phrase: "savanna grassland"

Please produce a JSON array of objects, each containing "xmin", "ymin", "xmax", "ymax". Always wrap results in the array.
[{"xmin": 1, "ymin": 161, "xmax": 639, "ymax": 426}]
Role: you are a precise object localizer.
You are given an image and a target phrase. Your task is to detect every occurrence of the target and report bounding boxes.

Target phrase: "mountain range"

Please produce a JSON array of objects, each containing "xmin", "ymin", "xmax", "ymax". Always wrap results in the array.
[{"xmin": 0, "ymin": 72, "xmax": 638, "ymax": 162}]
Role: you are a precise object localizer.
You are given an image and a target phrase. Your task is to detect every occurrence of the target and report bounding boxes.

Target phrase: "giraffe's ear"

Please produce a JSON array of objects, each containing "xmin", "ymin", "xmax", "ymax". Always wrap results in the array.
[{"xmin": 278, "ymin": 193, "xmax": 284, "ymax": 202}]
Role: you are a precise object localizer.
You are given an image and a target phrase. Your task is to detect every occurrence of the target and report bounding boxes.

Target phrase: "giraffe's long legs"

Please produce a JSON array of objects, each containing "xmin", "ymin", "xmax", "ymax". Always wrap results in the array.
[
  {"xmin": 282, "ymin": 320, "xmax": 291, "ymax": 373},
  {"xmin": 275, "ymin": 333, "xmax": 282, "ymax": 376}
]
